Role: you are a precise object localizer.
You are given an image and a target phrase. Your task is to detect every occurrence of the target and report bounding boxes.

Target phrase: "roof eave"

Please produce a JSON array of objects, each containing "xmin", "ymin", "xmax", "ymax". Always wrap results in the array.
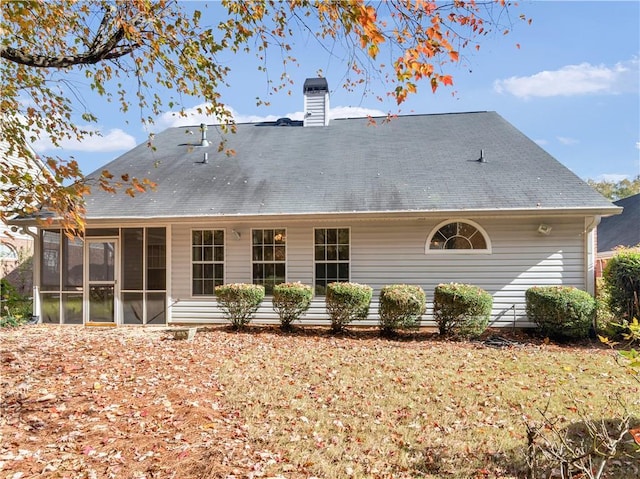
[
  {"xmin": 73, "ymin": 205, "xmax": 623, "ymax": 224},
  {"xmin": 16, "ymin": 205, "xmax": 622, "ymax": 229}
]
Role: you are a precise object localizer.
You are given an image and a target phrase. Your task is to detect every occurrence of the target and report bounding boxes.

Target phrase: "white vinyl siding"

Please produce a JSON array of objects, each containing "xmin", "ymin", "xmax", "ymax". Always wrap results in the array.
[{"xmin": 168, "ymin": 216, "xmax": 587, "ymax": 327}]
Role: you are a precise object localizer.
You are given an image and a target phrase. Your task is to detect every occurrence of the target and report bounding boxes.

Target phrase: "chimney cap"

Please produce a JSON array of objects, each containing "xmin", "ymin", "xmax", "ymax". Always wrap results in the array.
[{"xmin": 303, "ymin": 77, "xmax": 328, "ymax": 93}]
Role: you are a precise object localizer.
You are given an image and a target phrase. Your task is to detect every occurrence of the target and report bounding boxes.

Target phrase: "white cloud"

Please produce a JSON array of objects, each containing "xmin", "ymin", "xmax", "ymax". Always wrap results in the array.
[
  {"xmin": 154, "ymin": 104, "xmax": 268, "ymax": 130},
  {"xmin": 329, "ymin": 106, "xmax": 385, "ymax": 119},
  {"xmin": 636, "ymin": 141, "xmax": 640, "ymax": 150},
  {"xmin": 595, "ymin": 173, "xmax": 630, "ymax": 183},
  {"xmin": 153, "ymin": 103, "xmax": 386, "ymax": 131},
  {"xmin": 556, "ymin": 136, "xmax": 579, "ymax": 146},
  {"xmin": 493, "ymin": 58, "xmax": 639, "ymax": 99},
  {"xmin": 32, "ymin": 128, "xmax": 137, "ymax": 153}
]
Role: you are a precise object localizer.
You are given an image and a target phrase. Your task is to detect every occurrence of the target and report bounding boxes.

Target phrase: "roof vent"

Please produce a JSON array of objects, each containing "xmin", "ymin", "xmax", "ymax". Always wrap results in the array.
[
  {"xmin": 303, "ymin": 77, "xmax": 330, "ymax": 127},
  {"xmin": 199, "ymin": 123, "xmax": 209, "ymax": 147},
  {"xmin": 477, "ymin": 149, "xmax": 486, "ymax": 163},
  {"xmin": 275, "ymin": 117, "xmax": 293, "ymax": 126}
]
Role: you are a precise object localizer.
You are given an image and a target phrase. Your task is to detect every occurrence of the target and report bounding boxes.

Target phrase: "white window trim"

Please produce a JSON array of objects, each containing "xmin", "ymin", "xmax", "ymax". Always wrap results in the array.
[
  {"xmin": 425, "ymin": 219, "xmax": 492, "ymax": 254},
  {"xmin": 250, "ymin": 228, "xmax": 287, "ymax": 295},
  {"xmin": 190, "ymin": 228, "xmax": 226, "ymax": 297},
  {"xmin": 313, "ymin": 226, "xmax": 351, "ymax": 294}
]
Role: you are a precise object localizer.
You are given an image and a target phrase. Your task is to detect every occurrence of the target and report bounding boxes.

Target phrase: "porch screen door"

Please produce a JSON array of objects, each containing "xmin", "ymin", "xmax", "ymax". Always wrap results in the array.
[{"xmin": 86, "ymin": 239, "xmax": 117, "ymax": 323}]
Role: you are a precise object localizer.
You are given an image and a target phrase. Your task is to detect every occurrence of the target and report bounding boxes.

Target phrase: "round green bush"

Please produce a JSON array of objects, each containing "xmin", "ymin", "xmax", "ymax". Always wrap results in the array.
[
  {"xmin": 272, "ymin": 282, "xmax": 313, "ymax": 330},
  {"xmin": 602, "ymin": 248, "xmax": 640, "ymax": 321},
  {"xmin": 326, "ymin": 282, "xmax": 373, "ymax": 332},
  {"xmin": 215, "ymin": 283, "xmax": 265, "ymax": 329},
  {"xmin": 525, "ymin": 286, "xmax": 595, "ymax": 340},
  {"xmin": 379, "ymin": 284, "xmax": 426, "ymax": 334},
  {"xmin": 433, "ymin": 283, "xmax": 492, "ymax": 338}
]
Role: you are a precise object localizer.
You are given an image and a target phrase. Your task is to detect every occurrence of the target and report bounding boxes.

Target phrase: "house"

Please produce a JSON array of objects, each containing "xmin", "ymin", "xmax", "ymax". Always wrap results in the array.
[
  {"xmin": 596, "ymin": 192, "xmax": 640, "ymax": 277},
  {"xmin": 1, "ymin": 139, "xmax": 46, "ymax": 298},
  {"xmin": 18, "ymin": 78, "xmax": 620, "ymax": 327}
]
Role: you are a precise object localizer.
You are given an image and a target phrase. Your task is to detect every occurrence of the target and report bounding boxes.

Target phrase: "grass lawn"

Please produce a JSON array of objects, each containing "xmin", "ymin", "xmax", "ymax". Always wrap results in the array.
[{"xmin": 1, "ymin": 325, "xmax": 638, "ymax": 478}]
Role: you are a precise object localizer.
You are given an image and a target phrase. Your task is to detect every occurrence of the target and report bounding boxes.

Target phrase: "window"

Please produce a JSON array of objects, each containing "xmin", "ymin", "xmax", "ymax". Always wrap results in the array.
[
  {"xmin": 147, "ymin": 228, "xmax": 166, "ymax": 290},
  {"xmin": 63, "ymin": 235, "xmax": 83, "ymax": 289},
  {"xmin": 40, "ymin": 229, "xmax": 84, "ymax": 323},
  {"xmin": 314, "ymin": 228, "xmax": 349, "ymax": 295},
  {"xmin": 41, "ymin": 230, "xmax": 61, "ymax": 289},
  {"xmin": 121, "ymin": 227, "xmax": 168, "ymax": 324},
  {"xmin": 0, "ymin": 243, "xmax": 18, "ymax": 260},
  {"xmin": 192, "ymin": 230, "xmax": 225, "ymax": 296},
  {"xmin": 427, "ymin": 220, "xmax": 490, "ymax": 252},
  {"xmin": 252, "ymin": 229, "xmax": 286, "ymax": 295}
]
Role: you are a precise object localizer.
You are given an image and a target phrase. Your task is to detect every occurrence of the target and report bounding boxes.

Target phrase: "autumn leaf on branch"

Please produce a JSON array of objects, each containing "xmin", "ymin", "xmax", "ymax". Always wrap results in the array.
[{"xmin": 1, "ymin": 0, "xmax": 525, "ymax": 233}]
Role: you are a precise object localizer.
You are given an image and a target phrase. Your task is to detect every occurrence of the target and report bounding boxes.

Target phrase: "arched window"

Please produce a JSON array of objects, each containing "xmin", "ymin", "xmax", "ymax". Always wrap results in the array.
[
  {"xmin": 426, "ymin": 220, "xmax": 491, "ymax": 253},
  {"xmin": 0, "ymin": 243, "xmax": 19, "ymax": 260}
]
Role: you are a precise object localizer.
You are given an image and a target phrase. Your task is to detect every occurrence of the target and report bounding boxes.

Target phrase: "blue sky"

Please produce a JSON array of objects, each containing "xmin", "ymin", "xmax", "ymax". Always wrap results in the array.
[{"xmin": 31, "ymin": 0, "xmax": 640, "ymax": 182}]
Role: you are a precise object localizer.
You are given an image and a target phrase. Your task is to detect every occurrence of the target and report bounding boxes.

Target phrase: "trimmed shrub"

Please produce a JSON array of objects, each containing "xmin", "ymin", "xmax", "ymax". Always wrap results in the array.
[
  {"xmin": 215, "ymin": 283, "xmax": 265, "ymax": 329},
  {"xmin": 326, "ymin": 282, "xmax": 373, "ymax": 332},
  {"xmin": 272, "ymin": 282, "xmax": 313, "ymax": 330},
  {"xmin": 602, "ymin": 248, "xmax": 640, "ymax": 321},
  {"xmin": 433, "ymin": 283, "xmax": 492, "ymax": 338},
  {"xmin": 525, "ymin": 286, "xmax": 595, "ymax": 340},
  {"xmin": 378, "ymin": 284, "xmax": 426, "ymax": 334}
]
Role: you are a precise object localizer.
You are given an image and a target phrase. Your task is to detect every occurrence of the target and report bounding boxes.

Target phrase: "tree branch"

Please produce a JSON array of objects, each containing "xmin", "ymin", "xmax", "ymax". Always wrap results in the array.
[{"xmin": 0, "ymin": 9, "xmax": 145, "ymax": 68}]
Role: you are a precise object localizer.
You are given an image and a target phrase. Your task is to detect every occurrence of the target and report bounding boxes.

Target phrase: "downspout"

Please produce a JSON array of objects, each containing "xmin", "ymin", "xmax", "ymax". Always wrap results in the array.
[
  {"xmin": 16, "ymin": 226, "xmax": 41, "ymax": 323},
  {"xmin": 584, "ymin": 216, "xmax": 601, "ymax": 296},
  {"xmin": 166, "ymin": 223, "xmax": 173, "ymax": 325}
]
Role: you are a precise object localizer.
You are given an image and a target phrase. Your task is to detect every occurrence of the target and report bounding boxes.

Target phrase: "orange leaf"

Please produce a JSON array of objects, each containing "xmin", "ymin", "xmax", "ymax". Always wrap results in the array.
[{"xmin": 441, "ymin": 75, "xmax": 453, "ymax": 87}]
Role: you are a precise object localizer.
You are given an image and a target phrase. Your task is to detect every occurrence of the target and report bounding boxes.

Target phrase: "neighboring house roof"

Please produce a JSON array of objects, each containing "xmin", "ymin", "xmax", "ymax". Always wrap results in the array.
[
  {"xmin": 1, "ymin": 138, "xmax": 48, "ymax": 236},
  {"xmin": 597, "ymin": 193, "xmax": 640, "ymax": 253},
  {"xmin": 84, "ymin": 111, "xmax": 618, "ymax": 219}
]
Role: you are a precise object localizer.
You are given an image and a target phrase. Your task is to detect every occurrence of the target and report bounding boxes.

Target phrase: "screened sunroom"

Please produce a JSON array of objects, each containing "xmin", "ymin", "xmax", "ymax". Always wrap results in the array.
[{"xmin": 37, "ymin": 227, "xmax": 167, "ymax": 326}]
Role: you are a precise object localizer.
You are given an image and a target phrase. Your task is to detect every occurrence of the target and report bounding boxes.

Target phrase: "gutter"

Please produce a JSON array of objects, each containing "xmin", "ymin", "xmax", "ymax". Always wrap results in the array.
[
  {"xmin": 11, "ymin": 205, "xmax": 623, "ymax": 227},
  {"xmin": 585, "ymin": 215, "xmax": 602, "ymax": 234},
  {"xmin": 584, "ymin": 215, "xmax": 602, "ymax": 297}
]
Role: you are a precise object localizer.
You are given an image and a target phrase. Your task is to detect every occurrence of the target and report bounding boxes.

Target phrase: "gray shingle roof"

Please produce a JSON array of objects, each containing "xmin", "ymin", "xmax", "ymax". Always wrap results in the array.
[
  {"xmin": 84, "ymin": 111, "xmax": 618, "ymax": 219},
  {"xmin": 597, "ymin": 193, "xmax": 640, "ymax": 253}
]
